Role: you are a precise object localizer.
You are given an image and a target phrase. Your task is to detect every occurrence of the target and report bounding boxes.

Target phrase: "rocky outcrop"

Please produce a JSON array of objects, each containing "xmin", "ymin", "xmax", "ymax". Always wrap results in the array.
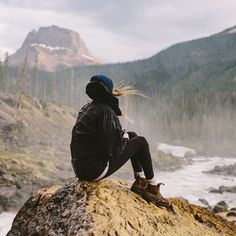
[
  {"xmin": 8, "ymin": 25, "xmax": 101, "ymax": 71},
  {"xmin": 7, "ymin": 179, "xmax": 236, "ymax": 236}
]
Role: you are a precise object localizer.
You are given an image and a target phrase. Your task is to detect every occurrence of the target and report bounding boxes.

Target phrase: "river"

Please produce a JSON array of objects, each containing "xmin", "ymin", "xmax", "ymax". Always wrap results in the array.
[
  {"xmin": 0, "ymin": 144, "xmax": 235, "ymax": 236},
  {"xmin": 158, "ymin": 156, "xmax": 236, "ymax": 208}
]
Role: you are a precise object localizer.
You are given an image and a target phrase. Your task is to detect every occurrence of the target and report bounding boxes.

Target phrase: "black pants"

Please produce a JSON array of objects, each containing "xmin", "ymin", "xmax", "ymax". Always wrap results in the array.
[{"xmin": 102, "ymin": 132, "xmax": 154, "ymax": 180}]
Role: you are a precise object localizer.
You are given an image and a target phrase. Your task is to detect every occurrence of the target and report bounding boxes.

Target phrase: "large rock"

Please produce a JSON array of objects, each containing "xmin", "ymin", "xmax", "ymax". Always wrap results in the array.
[
  {"xmin": 205, "ymin": 163, "xmax": 236, "ymax": 176},
  {"xmin": 7, "ymin": 178, "xmax": 236, "ymax": 236},
  {"xmin": 208, "ymin": 185, "xmax": 236, "ymax": 194},
  {"xmin": 219, "ymin": 185, "xmax": 236, "ymax": 194},
  {"xmin": 213, "ymin": 201, "xmax": 229, "ymax": 213}
]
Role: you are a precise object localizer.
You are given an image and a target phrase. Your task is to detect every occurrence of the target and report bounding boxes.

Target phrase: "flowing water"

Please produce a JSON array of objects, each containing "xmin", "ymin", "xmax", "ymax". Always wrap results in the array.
[
  {"xmin": 158, "ymin": 156, "xmax": 236, "ymax": 208},
  {"xmin": 0, "ymin": 212, "xmax": 16, "ymax": 236},
  {"xmin": 0, "ymin": 144, "xmax": 235, "ymax": 236},
  {"xmin": 156, "ymin": 143, "xmax": 236, "ymax": 208}
]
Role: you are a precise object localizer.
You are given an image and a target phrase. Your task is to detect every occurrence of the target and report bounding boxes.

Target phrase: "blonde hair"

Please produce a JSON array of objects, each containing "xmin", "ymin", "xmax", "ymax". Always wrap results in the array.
[
  {"xmin": 112, "ymin": 85, "xmax": 146, "ymax": 97},
  {"xmin": 112, "ymin": 82, "xmax": 147, "ymax": 123}
]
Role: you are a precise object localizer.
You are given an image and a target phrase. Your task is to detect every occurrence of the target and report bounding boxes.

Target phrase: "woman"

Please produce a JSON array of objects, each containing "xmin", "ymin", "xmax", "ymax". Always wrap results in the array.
[{"xmin": 70, "ymin": 74, "xmax": 171, "ymax": 208}]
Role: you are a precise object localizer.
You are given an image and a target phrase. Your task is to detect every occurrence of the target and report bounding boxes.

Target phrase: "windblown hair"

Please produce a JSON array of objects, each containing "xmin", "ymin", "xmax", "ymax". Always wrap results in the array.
[
  {"xmin": 112, "ymin": 82, "xmax": 147, "ymax": 123},
  {"xmin": 112, "ymin": 82, "xmax": 146, "ymax": 98}
]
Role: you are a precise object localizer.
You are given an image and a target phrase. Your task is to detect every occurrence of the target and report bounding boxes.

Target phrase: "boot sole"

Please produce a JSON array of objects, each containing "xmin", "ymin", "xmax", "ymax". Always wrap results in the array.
[
  {"xmin": 132, "ymin": 189, "xmax": 176, "ymax": 214},
  {"xmin": 142, "ymin": 194, "xmax": 172, "ymax": 209},
  {"xmin": 143, "ymin": 195, "xmax": 176, "ymax": 214}
]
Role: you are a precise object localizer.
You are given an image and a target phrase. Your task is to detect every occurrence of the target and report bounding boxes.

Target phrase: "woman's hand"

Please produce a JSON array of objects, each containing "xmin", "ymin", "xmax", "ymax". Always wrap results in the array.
[{"xmin": 122, "ymin": 129, "xmax": 129, "ymax": 140}]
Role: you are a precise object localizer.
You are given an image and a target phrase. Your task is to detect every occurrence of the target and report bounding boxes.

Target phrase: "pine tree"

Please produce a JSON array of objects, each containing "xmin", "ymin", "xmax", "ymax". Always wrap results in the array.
[
  {"xmin": 2, "ymin": 52, "xmax": 9, "ymax": 92},
  {"xmin": 32, "ymin": 55, "xmax": 39, "ymax": 98},
  {"xmin": 17, "ymin": 53, "xmax": 29, "ymax": 95},
  {"xmin": 51, "ymin": 71, "xmax": 57, "ymax": 102},
  {"xmin": 69, "ymin": 67, "xmax": 75, "ymax": 106},
  {"xmin": 0, "ymin": 59, "xmax": 4, "ymax": 92}
]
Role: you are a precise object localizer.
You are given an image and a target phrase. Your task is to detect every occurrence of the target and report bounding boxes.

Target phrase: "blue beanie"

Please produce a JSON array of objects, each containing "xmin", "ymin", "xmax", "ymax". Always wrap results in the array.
[{"xmin": 90, "ymin": 74, "xmax": 113, "ymax": 94}]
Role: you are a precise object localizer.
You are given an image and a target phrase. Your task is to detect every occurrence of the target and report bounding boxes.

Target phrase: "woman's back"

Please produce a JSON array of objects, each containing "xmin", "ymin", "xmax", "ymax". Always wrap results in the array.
[{"xmin": 70, "ymin": 101, "xmax": 126, "ymax": 179}]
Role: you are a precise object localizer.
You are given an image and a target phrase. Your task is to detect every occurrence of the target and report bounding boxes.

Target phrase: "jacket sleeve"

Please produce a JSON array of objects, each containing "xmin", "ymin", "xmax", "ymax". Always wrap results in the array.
[{"xmin": 100, "ymin": 106, "xmax": 128, "ymax": 159}]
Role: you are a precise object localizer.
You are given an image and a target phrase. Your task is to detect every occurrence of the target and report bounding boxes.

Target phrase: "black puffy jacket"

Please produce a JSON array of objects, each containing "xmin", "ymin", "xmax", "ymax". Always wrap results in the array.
[{"xmin": 70, "ymin": 94, "xmax": 128, "ymax": 180}]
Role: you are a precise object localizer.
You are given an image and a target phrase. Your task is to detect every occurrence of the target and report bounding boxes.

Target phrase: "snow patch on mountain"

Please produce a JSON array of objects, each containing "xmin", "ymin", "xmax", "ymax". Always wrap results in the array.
[
  {"xmin": 81, "ymin": 54, "xmax": 95, "ymax": 61},
  {"xmin": 30, "ymin": 43, "xmax": 70, "ymax": 52}
]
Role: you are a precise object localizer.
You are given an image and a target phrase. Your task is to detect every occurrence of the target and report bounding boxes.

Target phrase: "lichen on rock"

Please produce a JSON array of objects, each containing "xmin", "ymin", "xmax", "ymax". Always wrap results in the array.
[{"xmin": 7, "ymin": 178, "xmax": 236, "ymax": 236}]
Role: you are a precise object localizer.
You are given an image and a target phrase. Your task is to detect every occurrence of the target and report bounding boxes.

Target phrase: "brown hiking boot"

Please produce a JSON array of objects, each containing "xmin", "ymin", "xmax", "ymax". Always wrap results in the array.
[
  {"xmin": 130, "ymin": 176, "xmax": 147, "ymax": 196},
  {"xmin": 143, "ymin": 183, "xmax": 173, "ymax": 210}
]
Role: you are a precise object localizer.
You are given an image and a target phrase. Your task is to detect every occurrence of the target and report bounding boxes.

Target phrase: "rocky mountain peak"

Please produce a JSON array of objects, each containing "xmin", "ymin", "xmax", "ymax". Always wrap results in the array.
[
  {"xmin": 8, "ymin": 25, "xmax": 101, "ymax": 71},
  {"xmin": 7, "ymin": 178, "xmax": 236, "ymax": 235}
]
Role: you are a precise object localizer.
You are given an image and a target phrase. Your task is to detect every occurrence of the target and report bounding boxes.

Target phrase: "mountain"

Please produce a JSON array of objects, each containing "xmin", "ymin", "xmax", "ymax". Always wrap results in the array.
[
  {"xmin": 7, "ymin": 179, "xmax": 236, "ymax": 235},
  {"xmin": 8, "ymin": 25, "xmax": 101, "ymax": 71},
  {"xmin": 221, "ymin": 25, "xmax": 236, "ymax": 34}
]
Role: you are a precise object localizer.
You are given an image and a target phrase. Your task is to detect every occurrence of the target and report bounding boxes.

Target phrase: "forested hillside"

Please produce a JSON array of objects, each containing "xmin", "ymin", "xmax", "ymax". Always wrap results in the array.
[{"xmin": 1, "ymin": 27, "xmax": 236, "ymax": 154}]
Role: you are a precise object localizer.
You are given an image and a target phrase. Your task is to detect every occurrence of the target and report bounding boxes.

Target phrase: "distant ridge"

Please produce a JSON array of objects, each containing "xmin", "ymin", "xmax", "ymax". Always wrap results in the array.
[
  {"xmin": 221, "ymin": 25, "xmax": 236, "ymax": 34},
  {"xmin": 8, "ymin": 25, "xmax": 101, "ymax": 71}
]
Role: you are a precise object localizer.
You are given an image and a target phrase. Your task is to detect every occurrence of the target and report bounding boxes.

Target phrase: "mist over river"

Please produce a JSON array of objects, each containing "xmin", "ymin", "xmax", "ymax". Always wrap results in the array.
[{"xmin": 0, "ymin": 144, "xmax": 235, "ymax": 236}]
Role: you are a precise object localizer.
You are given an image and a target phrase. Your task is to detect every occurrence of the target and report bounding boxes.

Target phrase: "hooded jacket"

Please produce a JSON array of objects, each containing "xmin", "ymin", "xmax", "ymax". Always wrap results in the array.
[{"xmin": 70, "ymin": 80, "xmax": 128, "ymax": 180}]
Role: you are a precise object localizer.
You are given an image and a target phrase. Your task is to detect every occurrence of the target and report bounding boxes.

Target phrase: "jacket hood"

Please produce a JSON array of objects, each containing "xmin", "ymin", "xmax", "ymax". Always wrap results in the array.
[
  {"xmin": 86, "ymin": 81, "xmax": 122, "ymax": 116},
  {"xmin": 86, "ymin": 81, "xmax": 111, "ymax": 100}
]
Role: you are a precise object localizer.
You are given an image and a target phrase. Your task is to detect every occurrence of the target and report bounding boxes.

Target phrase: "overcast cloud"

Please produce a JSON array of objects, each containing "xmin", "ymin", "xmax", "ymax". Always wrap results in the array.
[{"xmin": 0, "ymin": 0, "xmax": 236, "ymax": 62}]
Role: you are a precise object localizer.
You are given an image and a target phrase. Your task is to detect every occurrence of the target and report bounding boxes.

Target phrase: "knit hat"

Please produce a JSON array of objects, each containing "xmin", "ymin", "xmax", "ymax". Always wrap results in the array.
[
  {"xmin": 90, "ymin": 74, "xmax": 113, "ymax": 94},
  {"xmin": 86, "ymin": 74, "xmax": 114, "ymax": 101}
]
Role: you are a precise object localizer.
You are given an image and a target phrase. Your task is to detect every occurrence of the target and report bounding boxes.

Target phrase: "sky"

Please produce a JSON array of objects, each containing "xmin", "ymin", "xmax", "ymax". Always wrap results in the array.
[{"xmin": 0, "ymin": 0, "xmax": 236, "ymax": 63}]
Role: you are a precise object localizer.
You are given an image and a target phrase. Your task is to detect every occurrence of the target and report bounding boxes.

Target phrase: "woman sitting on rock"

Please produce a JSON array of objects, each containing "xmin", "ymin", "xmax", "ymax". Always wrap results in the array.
[{"xmin": 70, "ymin": 74, "xmax": 171, "ymax": 208}]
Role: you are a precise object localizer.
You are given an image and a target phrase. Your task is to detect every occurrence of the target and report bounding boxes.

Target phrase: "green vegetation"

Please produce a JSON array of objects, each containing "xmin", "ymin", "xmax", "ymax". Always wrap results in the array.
[{"xmin": 0, "ymin": 151, "xmax": 58, "ymax": 182}]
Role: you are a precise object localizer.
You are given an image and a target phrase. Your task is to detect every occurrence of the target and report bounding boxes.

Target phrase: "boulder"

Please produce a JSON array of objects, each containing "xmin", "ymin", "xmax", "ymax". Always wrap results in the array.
[
  {"xmin": 219, "ymin": 185, "xmax": 236, "ymax": 194},
  {"xmin": 205, "ymin": 163, "xmax": 236, "ymax": 176},
  {"xmin": 198, "ymin": 198, "xmax": 212, "ymax": 211},
  {"xmin": 227, "ymin": 210, "xmax": 236, "ymax": 217},
  {"xmin": 208, "ymin": 186, "xmax": 236, "ymax": 194},
  {"xmin": 7, "ymin": 178, "xmax": 236, "ymax": 236},
  {"xmin": 208, "ymin": 187, "xmax": 221, "ymax": 194},
  {"xmin": 213, "ymin": 201, "xmax": 229, "ymax": 213}
]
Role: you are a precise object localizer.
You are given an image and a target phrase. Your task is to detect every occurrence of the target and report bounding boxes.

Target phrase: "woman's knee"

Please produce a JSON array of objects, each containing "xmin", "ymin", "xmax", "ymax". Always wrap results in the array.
[
  {"xmin": 139, "ymin": 136, "xmax": 149, "ymax": 147},
  {"xmin": 127, "ymin": 131, "xmax": 138, "ymax": 139},
  {"xmin": 130, "ymin": 135, "xmax": 149, "ymax": 148}
]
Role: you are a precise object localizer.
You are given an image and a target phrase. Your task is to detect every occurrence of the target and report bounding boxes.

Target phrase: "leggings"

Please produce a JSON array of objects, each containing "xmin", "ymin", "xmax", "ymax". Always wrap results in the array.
[{"xmin": 102, "ymin": 132, "xmax": 154, "ymax": 180}]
